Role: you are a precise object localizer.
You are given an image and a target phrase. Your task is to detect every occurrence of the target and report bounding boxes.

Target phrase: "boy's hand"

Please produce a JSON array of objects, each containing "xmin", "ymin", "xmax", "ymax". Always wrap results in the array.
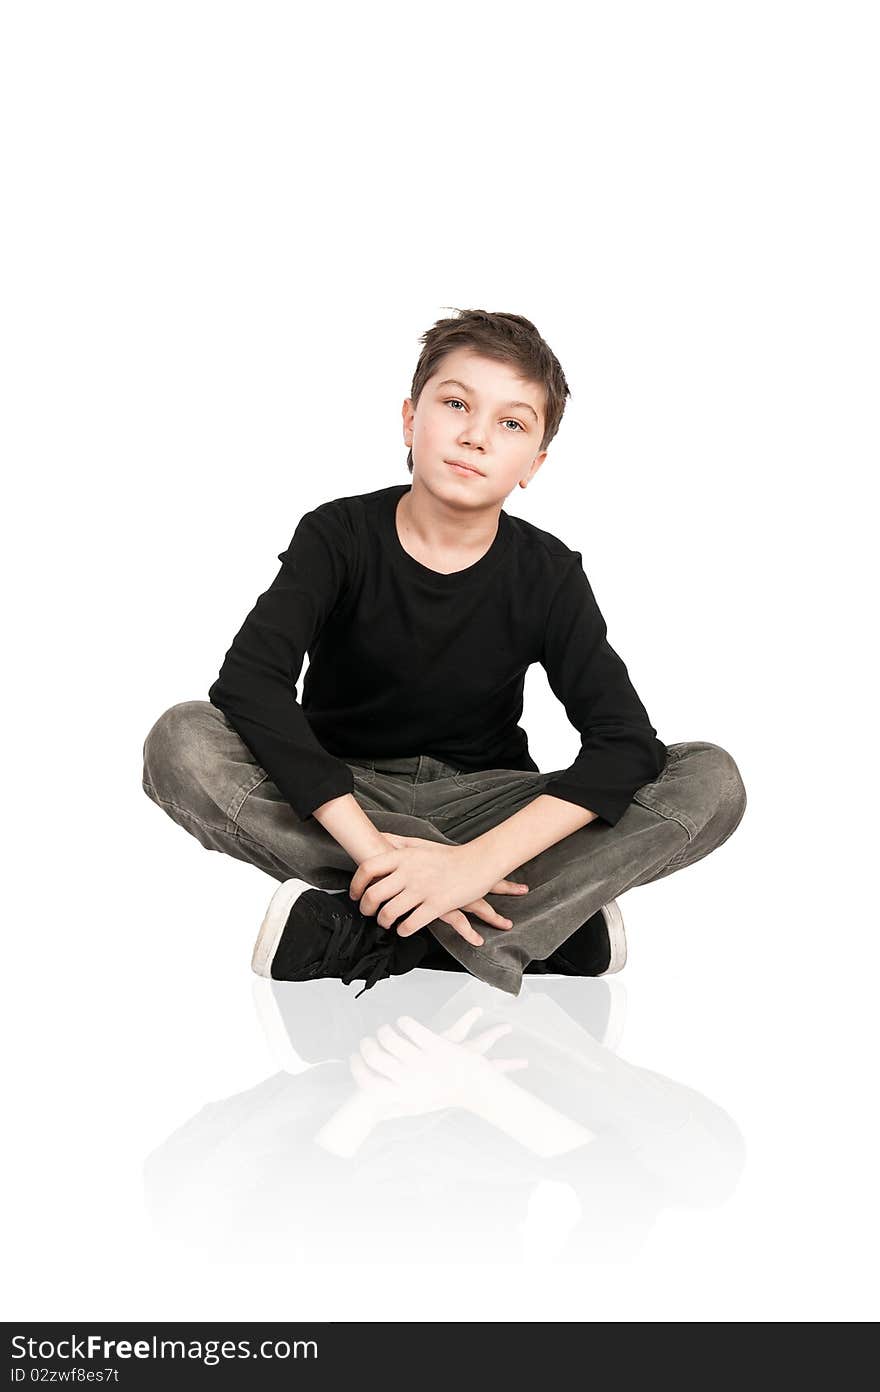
[
  {"xmin": 350, "ymin": 835, "xmax": 528, "ymax": 946},
  {"xmin": 380, "ymin": 832, "xmax": 529, "ymax": 900}
]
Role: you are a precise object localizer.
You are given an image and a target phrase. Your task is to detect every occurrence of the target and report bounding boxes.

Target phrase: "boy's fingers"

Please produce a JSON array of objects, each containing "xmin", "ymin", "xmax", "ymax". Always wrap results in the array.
[
  {"xmin": 491, "ymin": 880, "xmax": 529, "ymax": 895},
  {"xmin": 467, "ymin": 899, "xmax": 514, "ymax": 929},
  {"xmin": 349, "ymin": 850, "xmax": 397, "ymax": 899},
  {"xmin": 441, "ymin": 911, "xmax": 484, "ymax": 947}
]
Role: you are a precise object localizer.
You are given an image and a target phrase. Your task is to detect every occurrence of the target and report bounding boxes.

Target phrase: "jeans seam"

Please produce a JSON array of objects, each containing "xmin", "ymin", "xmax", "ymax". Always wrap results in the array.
[
  {"xmin": 227, "ymin": 769, "xmax": 270, "ymax": 823},
  {"xmin": 657, "ymin": 795, "xmax": 746, "ymax": 873},
  {"xmin": 656, "ymin": 847, "xmax": 692, "ymax": 873},
  {"xmin": 631, "ymin": 790, "xmax": 696, "ymax": 843},
  {"xmin": 143, "ymin": 782, "xmax": 234, "ymax": 835},
  {"xmin": 449, "ymin": 947, "xmax": 522, "ymax": 981},
  {"xmin": 143, "ymin": 781, "xmax": 274, "ymax": 856}
]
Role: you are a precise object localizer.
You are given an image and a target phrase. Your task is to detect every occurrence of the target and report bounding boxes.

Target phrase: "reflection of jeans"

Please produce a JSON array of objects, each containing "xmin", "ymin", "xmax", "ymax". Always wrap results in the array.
[{"xmin": 142, "ymin": 701, "xmax": 747, "ymax": 997}]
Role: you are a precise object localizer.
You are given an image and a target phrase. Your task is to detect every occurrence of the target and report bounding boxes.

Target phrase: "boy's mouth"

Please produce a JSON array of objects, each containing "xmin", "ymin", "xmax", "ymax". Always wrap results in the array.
[{"xmin": 446, "ymin": 459, "xmax": 484, "ymax": 476}]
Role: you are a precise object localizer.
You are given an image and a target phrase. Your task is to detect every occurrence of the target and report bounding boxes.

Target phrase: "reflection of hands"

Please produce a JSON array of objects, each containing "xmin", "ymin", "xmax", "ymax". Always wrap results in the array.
[
  {"xmin": 350, "ymin": 835, "xmax": 529, "ymax": 947},
  {"xmin": 315, "ymin": 1006, "xmax": 593, "ymax": 1161},
  {"xmin": 348, "ymin": 1007, "xmax": 529, "ymax": 1121}
]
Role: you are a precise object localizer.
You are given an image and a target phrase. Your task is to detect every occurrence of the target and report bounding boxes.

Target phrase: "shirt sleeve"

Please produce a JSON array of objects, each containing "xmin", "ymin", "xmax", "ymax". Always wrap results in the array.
[
  {"xmin": 540, "ymin": 554, "xmax": 668, "ymax": 826},
  {"xmin": 207, "ymin": 505, "xmax": 356, "ymax": 820}
]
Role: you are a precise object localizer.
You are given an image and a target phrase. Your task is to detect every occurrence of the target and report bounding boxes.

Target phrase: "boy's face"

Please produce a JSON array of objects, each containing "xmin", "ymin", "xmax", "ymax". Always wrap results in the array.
[{"xmin": 402, "ymin": 348, "xmax": 548, "ymax": 507}]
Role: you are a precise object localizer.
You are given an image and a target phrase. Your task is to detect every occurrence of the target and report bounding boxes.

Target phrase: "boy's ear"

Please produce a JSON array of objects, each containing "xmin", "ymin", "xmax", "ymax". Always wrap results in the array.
[{"xmin": 521, "ymin": 450, "xmax": 548, "ymax": 488}]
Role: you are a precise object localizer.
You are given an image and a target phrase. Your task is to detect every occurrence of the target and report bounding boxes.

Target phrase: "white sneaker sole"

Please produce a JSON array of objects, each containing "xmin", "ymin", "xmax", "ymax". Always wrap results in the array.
[
  {"xmin": 602, "ymin": 899, "xmax": 627, "ymax": 974},
  {"xmin": 251, "ymin": 878, "xmax": 320, "ymax": 978}
]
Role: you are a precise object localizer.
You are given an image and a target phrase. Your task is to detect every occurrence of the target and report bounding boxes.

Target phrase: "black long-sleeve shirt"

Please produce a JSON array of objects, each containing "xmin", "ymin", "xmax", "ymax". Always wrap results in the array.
[{"xmin": 208, "ymin": 483, "xmax": 667, "ymax": 826}]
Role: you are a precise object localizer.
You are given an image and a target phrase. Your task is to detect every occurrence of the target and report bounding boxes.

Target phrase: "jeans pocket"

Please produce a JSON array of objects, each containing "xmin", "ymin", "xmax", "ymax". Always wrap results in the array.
[
  {"xmin": 654, "ymin": 744, "xmax": 686, "ymax": 782},
  {"xmin": 452, "ymin": 769, "xmax": 514, "ymax": 794},
  {"xmin": 347, "ymin": 761, "xmax": 378, "ymax": 786},
  {"xmin": 630, "ymin": 745, "xmax": 686, "ymax": 816}
]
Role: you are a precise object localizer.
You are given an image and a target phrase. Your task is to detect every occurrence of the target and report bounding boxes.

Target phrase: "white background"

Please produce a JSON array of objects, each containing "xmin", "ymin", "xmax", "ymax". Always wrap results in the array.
[{"xmin": 2, "ymin": 0, "xmax": 878, "ymax": 1323}]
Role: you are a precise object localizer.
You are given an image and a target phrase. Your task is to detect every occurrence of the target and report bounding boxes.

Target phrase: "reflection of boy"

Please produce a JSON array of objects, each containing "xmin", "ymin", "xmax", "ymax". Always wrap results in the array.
[{"xmin": 144, "ymin": 978, "xmax": 745, "ymax": 1263}]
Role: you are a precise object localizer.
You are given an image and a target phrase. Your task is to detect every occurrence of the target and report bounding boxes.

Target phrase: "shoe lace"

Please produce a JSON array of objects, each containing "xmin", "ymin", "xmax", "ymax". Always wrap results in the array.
[{"xmin": 316, "ymin": 909, "xmax": 394, "ymax": 999}]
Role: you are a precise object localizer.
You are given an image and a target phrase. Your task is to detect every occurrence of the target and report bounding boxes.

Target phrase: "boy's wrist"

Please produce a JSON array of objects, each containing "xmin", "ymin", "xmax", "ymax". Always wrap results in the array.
[
  {"xmin": 455, "ymin": 833, "xmax": 512, "ymax": 885},
  {"xmin": 312, "ymin": 792, "xmax": 387, "ymax": 864},
  {"xmin": 461, "ymin": 795, "xmax": 597, "ymax": 884}
]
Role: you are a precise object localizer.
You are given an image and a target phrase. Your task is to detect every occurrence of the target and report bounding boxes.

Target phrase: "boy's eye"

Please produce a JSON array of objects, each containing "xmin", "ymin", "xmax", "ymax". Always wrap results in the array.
[{"xmin": 444, "ymin": 399, "xmax": 524, "ymax": 431}]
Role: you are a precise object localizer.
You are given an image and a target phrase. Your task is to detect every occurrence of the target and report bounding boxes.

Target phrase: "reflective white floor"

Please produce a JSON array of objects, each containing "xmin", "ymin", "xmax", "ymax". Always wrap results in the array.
[
  {"xmin": 148, "ymin": 973, "xmax": 746, "ymax": 1268},
  {"xmin": 6, "ymin": 793, "xmax": 877, "ymax": 1322}
]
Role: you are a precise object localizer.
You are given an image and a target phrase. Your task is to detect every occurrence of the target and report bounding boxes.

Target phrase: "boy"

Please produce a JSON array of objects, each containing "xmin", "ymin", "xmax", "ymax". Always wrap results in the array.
[{"xmin": 142, "ymin": 309, "xmax": 747, "ymax": 998}]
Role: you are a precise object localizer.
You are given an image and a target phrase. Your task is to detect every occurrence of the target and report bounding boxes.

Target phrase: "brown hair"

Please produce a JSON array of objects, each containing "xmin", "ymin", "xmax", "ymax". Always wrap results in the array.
[{"xmin": 405, "ymin": 308, "xmax": 571, "ymax": 473}]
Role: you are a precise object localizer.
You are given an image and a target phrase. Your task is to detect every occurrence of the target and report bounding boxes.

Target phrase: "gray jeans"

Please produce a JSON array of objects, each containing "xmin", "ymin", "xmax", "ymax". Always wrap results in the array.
[{"xmin": 142, "ymin": 701, "xmax": 747, "ymax": 996}]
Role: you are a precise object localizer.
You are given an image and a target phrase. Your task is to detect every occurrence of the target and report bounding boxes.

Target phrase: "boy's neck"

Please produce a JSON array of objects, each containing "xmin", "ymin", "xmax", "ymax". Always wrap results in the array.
[{"xmin": 400, "ymin": 477, "xmax": 502, "ymax": 558}]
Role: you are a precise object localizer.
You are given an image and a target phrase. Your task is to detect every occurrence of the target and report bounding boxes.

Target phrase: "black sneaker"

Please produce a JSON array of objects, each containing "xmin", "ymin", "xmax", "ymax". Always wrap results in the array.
[
  {"xmin": 420, "ymin": 900, "xmax": 627, "ymax": 978},
  {"xmin": 251, "ymin": 879, "xmax": 430, "ymax": 997},
  {"xmin": 537, "ymin": 901, "xmax": 627, "ymax": 977}
]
